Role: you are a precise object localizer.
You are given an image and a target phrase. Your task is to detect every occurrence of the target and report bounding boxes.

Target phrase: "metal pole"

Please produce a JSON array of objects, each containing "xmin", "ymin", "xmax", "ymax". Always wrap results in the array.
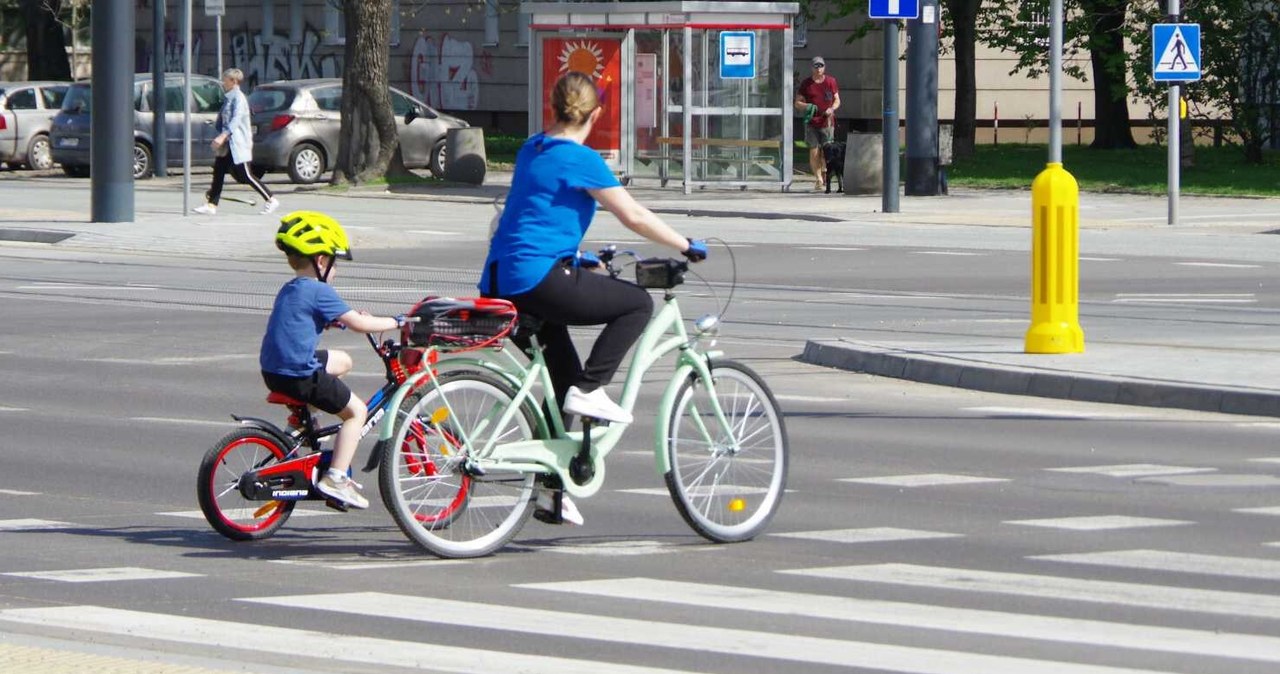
[
  {"xmin": 90, "ymin": 0, "xmax": 135, "ymax": 222},
  {"xmin": 217, "ymin": 15, "xmax": 224, "ymax": 77},
  {"xmin": 152, "ymin": 0, "xmax": 166, "ymax": 178},
  {"xmin": 1049, "ymin": 0, "xmax": 1062, "ymax": 163},
  {"xmin": 882, "ymin": 20, "xmax": 900, "ymax": 213},
  {"xmin": 1167, "ymin": 0, "xmax": 1180, "ymax": 225},
  {"xmin": 183, "ymin": 0, "xmax": 192, "ymax": 215},
  {"xmin": 905, "ymin": 0, "xmax": 939, "ymax": 196}
]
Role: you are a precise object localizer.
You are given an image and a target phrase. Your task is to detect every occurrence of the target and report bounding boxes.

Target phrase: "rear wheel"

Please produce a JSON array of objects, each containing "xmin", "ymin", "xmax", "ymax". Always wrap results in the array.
[
  {"xmin": 380, "ymin": 371, "xmax": 538, "ymax": 558},
  {"xmin": 26, "ymin": 134, "xmax": 53, "ymax": 170},
  {"xmin": 132, "ymin": 141, "xmax": 153, "ymax": 179},
  {"xmin": 287, "ymin": 142, "xmax": 324, "ymax": 184},
  {"xmin": 665, "ymin": 360, "xmax": 787, "ymax": 543},
  {"xmin": 197, "ymin": 428, "xmax": 296, "ymax": 541},
  {"xmin": 428, "ymin": 138, "xmax": 447, "ymax": 177}
]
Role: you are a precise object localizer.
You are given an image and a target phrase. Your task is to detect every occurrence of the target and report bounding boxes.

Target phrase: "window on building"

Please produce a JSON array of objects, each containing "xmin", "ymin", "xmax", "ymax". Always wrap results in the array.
[
  {"xmin": 794, "ymin": 10, "xmax": 807, "ymax": 48},
  {"xmin": 484, "ymin": 0, "xmax": 500, "ymax": 47},
  {"xmin": 517, "ymin": 5, "xmax": 530, "ymax": 47}
]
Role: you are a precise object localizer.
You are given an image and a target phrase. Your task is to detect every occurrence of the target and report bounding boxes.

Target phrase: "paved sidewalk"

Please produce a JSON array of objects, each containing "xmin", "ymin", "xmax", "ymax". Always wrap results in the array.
[{"xmin": 3, "ymin": 174, "xmax": 1279, "ymax": 417}]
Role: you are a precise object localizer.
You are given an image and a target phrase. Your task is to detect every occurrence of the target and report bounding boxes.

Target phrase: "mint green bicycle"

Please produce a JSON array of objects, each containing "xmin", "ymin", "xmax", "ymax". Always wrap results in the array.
[{"xmin": 373, "ymin": 248, "xmax": 788, "ymax": 558}]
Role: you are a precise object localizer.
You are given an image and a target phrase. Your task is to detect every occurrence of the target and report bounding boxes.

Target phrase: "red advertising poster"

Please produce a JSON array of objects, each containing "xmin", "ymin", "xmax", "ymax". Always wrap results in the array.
[{"xmin": 542, "ymin": 37, "xmax": 622, "ymax": 161}]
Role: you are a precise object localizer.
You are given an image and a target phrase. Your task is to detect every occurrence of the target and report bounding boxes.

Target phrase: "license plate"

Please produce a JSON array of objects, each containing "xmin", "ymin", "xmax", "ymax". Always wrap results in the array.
[{"xmin": 59, "ymin": 137, "xmax": 79, "ymax": 147}]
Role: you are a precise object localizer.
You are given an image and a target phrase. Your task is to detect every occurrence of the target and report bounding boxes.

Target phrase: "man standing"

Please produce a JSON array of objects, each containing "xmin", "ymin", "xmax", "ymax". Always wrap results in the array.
[
  {"xmin": 795, "ymin": 56, "xmax": 840, "ymax": 191},
  {"xmin": 195, "ymin": 68, "xmax": 279, "ymax": 215}
]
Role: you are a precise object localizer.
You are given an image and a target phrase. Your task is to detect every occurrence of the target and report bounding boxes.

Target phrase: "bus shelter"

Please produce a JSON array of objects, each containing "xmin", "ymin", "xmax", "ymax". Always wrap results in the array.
[{"xmin": 525, "ymin": 2, "xmax": 799, "ymax": 193}]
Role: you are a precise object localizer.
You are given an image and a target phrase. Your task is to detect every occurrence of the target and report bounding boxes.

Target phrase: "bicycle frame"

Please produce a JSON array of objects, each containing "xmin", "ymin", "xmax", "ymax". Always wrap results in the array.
[{"xmin": 379, "ymin": 291, "xmax": 733, "ymax": 499}]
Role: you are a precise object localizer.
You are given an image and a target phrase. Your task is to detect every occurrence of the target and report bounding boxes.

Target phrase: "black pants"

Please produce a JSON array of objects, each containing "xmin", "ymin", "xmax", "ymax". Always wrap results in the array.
[
  {"xmin": 497, "ymin": 261, "xmax": 653, "ymax": 407},
  {"xmin": 207, "ymin": 153, "xmax": 273, "ymax": 205}
]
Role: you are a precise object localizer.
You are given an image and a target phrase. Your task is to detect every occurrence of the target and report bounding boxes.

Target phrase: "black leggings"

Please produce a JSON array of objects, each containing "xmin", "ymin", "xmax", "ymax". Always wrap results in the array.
[
  {"xmin": 498, "ymin": 261, "xmax": 653, "ymax": 407},
  {"xmin": 206, "ymin": 153, "xmax": 273, "ymax": 205}
]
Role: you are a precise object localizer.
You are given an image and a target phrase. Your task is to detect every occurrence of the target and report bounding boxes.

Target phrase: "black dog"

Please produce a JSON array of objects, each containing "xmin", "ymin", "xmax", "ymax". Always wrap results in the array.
[{"xmin": 821, "ymin": 141, "xmax": 845, "ymax": 193}]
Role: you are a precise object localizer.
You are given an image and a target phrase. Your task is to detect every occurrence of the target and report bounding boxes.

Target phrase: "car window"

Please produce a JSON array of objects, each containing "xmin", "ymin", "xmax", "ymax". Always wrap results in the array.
[
  {"xmin": 62, "ymin": 84, "xmax": 91, "ymax": 113},
  {"xmin": 249, "ymin": 88, "xmax": 295, "ymax": 114},
  {"xmin": 312, "ymin": 87, "xmax": 342, "ymax": 112},
  {"xmin": 192, "ymin": 81, "xmax": 224, "ymax": 113},
  {"xmin": 155, "ymin": 84, "xmax": 186, "ymax": 112},
  {"xmin": 40, "ymin": 86, "xmax": 67, "ymax": 109},
  {"xmin": 5, "ymin": 89, "xmax": 36, "ymax": 110},
  {"xmin": 390, "ymin": 91, "xmax": 415, "ymax": 116},
  {"xmin": 134, "ymin": 83, "xmax": 146, "ymax": 111}
]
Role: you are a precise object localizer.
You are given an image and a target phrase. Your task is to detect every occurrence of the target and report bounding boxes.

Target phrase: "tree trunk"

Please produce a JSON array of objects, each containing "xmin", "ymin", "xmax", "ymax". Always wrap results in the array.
[
  {"xmin": 21, "ymin": 0, "xmax": 71, "ymax": 81},
  {"xmin": 1081, "ymin": 0, "xmax": 1137, "ymax": 149},
  {"xmin": 332, "ymin": 0, "xmax": 402, "ymax": 185},
  {"xmin": 944, "ymin": 0, "xmax": 981, "ymax": 159}
]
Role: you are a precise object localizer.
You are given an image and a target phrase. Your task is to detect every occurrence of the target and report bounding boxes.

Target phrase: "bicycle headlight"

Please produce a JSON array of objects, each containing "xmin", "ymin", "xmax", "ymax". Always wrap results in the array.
[{"xmin": 695, "ymin": 314, "xmax": 719, "ymax": 335}]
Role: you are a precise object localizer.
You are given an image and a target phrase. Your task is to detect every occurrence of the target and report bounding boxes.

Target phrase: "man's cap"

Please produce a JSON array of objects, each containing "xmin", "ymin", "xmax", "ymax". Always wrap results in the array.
[{"xmin": 811, "ymin": 56, "xmax": 825, "ymax": 67}]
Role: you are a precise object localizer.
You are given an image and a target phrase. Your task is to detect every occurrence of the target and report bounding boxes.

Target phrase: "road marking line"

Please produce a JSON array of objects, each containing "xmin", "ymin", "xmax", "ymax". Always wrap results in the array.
[
  {"xmin": 243, "ymin": 592, "xmax": 1174, "ymax": 674},
  {"xmin": 0, "ymin": 406, "xmax": 26, "ymax": 412},
  {"xmin": 0, "ymin": 519, "xmax": 75, "ymax": 531},
  {"xmin": 781, "ymin": 563, "xmax": 1280, "ymax": 620},
  {"xmin": 514, "ymin": 540, "xmax": 714, "ymax": 556},
  {"xmin": 158, "ymin": 509, "xmax": 337, "ymax": 519},
  {"xmin": 1234, "ymin": 506, "xmax": 1280, "ymax": 516},
  {"xmin": 798, "ymin": 246, "xmax": 867, "ymax": 251},
  {"xmin": 818, "ymin": 293, "xmax": 948, "ymax": 300},
  {"xmin": 1031, "ymin": 549, "xmax": 1280, "ymax": 581},
  {"xmin": 1114, "ymin": 293, "xmax": 1255, "ymax": 297},
  {"xmin": 520, "ymin": 577, "xmax": 1280, "ymax": 664},
  {"xmin": 1236, "ymin": 423, "xmax": 1280, "ymax": 429},
  {"xmin": 0, "ymin": 606, "xmax": 691, "ymax": 674},
  {"xmin": 1047, "ymin": 464, "xmax": 1216, "ymax": 478},
  {"xmin": 130, "ymin": 417, "xmax": 233, "ymax": 427},
  {"xmin": 16, "ymin": 284, "xmax": 158, "ymax": 291},
  {"xmin": 269, "ymin": 556, "xmax": 466, "ymax": 570},
  {"xmin": 1006, "ymin": 516, "xmax": 1192, "ymax": 531},
  {"xmin": 0, "ymin": 489, "xmax": 38, "ymax": 496},
  {"xmin": 840, "ymin": 474, "xmax": 1009, "ymax": 487},
  {"xmin": 3, "ymin": 567, "xmax": 201, "ymax": 583},
  {"xmin": 912, "ymin": 251, "xmax": 983, "ymax": 256},
  {"xmin": 771, "ymin": 527, "xmax": 962, "ymax": 544},
  {"xmin": 1079, "ymin": 257, "xmax": 1122, "ymax": 262},
  {"xmin": 965, "ymin": 406, "xmax": 1140, "ymax": 419},
  {"xmin": 1174, "ymin": 262, "xmax": 1262, "ymax": 268},
  {"xmin": 1138, "ymin": 473, "xmax": 1280, "ymax": 487},
  {"xmin": 82, "ymin": 354, "xmax": 254, "ymax": 365},
  {"xmin": 1112, "ymin": 299, "xmax": 1257, "ymax": 304},
  {"xmin": 1248, "ymin": 457, "xmax": 1280, "ymax": 464},
  {"xmin": 773, "ymin": 394, "xmax": 853, "ymax": 403}
]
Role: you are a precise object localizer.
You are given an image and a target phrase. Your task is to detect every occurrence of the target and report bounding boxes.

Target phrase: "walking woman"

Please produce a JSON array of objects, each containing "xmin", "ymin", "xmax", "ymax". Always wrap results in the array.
[{"xmin": 195, "ymin": 68, "xmax": 279, "ymax": 215}]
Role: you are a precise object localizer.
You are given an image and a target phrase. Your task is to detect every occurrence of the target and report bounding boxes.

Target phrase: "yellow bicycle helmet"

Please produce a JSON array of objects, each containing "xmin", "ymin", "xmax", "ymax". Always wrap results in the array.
[{"xmin": 275, "ymin": 211, "xmax": 353, "ymax": 260}]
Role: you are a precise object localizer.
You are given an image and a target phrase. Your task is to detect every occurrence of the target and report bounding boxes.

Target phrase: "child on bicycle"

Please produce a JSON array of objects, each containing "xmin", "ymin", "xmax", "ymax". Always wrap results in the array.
[{"xmin": 261, "ymin": 211, "xmax": 405, "ymax": 509}]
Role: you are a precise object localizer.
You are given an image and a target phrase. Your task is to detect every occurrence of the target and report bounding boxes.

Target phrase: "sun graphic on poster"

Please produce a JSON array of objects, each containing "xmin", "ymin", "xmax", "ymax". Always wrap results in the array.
[{"xmin": 557, "ymin": 40, "xmax": 605, "ymax": 78}]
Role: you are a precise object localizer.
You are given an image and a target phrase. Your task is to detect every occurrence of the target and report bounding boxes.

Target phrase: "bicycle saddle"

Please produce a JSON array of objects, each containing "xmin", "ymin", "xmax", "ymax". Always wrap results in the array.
[{"xmin": 266, "ymin": 391, "xmax": 307, "ymax": 408}]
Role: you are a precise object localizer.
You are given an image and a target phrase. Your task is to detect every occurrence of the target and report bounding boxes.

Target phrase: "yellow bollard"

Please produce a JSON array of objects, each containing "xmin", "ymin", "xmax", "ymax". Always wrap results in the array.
[{"xmin": 1025, "ymin": 162, "xmax": 1085, "ymax": 353}]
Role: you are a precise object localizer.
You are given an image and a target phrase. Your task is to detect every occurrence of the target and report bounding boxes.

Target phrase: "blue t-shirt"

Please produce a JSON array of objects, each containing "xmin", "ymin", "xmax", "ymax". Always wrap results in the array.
[
  {"xmin": 479, "ymin": 133, "xmax": 621, "ymax": 296},
  {"xmin": 259, "ymin": 277, "xmax": 352, "ymax": 377}
]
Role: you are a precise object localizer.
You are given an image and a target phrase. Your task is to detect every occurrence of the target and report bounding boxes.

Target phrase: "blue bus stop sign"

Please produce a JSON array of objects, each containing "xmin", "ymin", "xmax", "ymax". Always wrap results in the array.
[
  {"xmin": 719, "ymin": 31, "xmax": 756, "ymax": 80},
  {"xmin": 869, "ymin": 0, "xmax": 920, "ymax": 20}
]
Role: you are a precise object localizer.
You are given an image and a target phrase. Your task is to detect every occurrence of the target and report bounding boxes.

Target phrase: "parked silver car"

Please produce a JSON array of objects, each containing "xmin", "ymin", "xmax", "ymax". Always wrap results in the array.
[
  {"xmin": 50, "ymin": 74, "xmax": 224, "ymax": 179},
  {"xmin": 0, "ymin": 81, "xmax": 70, "ymax": 170},
  {"xmin": 249, "ymin": 79, "xmax": 469, "ymax": 184}
]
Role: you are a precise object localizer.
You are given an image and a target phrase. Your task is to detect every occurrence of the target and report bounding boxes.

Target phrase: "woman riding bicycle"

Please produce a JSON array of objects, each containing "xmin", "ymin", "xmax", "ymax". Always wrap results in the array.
[{"xmin": 480, "ymin": 71, "xmax": 706, "ymax": 427}]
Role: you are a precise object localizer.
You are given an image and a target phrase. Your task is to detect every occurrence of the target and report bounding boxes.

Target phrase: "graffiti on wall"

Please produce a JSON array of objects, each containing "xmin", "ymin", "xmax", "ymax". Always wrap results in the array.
[
  {"xmin": 136, "ymin": 30, "xmax": 203, "ymax": 73},
  {"xmin": 410, "ymin": 33, "xmax": 490, "ymax": 111},
  {"xmin": 230, "ymin": 24, "xmax": 341, "ymax": 89}
]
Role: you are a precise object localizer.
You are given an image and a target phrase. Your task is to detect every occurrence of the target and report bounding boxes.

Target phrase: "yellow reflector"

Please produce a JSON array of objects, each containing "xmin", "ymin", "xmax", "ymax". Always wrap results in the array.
[
  {"xmin": 728, "ymin": 498, "xmax": 746, "ymax": 512},
  {"xmin": 438, "ymin": 444, "xmax": 452, "ymax": 456},
  {"xmin": 253, "ymin": 501, "xmax": 281, "ymax": 518},
  {"xmin": 429, "ymin": 408, "xmax": 449, "ymax": 425}
]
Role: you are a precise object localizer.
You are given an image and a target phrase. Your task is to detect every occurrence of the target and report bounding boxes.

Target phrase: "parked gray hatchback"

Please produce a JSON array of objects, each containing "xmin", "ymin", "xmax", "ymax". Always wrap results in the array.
[
  {"xmin": 249, "ymin": 78, "xmax": 469, "ymax": 184},
  {"xmin": 0, "ymin": 81, "xmax": 69, "ymax": 170}
]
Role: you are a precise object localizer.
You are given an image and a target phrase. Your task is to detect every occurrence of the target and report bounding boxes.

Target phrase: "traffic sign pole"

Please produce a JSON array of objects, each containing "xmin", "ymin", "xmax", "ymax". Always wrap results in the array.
[
  {"xmin": 882, "ymin": 20, "xmax": 899, "ymax": 213},
  {"xmin": 1168, "ymin": 2, "xmax": 1180, "ymax": 226}
]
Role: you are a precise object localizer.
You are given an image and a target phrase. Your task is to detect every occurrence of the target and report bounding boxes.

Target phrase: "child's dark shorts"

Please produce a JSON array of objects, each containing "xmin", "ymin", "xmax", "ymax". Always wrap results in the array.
[{"xmin": 261, "ymin": 350, "xmax": 352, "ymax": 415}]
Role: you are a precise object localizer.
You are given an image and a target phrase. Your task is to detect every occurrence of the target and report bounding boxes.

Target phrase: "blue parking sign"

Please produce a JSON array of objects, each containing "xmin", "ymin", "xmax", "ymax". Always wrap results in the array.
[
  {"xmin": 869, "ymin": 0, "xmax": 920, "ymax": 20},
  {"xmin": 1152, "ymin": 24, "xmax": 1201, "ymax": 82}
]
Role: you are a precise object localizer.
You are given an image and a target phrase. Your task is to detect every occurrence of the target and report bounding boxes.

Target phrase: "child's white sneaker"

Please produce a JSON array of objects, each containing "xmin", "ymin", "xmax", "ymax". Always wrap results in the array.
[
  {"xmin": 193, "ymin": 203, "xmax": 217, "ymax": 215},
  {"xmin": 563, "ymin": 385, "xmax": 632, "ymax": 424},
  {"xmin": 316, "ymin": 470, "xmax": 368, "ymax": 509}
]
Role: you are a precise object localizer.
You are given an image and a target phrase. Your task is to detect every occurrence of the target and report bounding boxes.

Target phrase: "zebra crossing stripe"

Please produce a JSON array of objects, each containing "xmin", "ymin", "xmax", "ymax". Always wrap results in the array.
[
  {"xmin": 517, "ymin": 577, "xmax": 1280, "ymax": 664},
  {"xmin": 1030, "ymin": 549, "xmax": 1280, "ymax": 581},
  {"xmin": 782, "ymin": 564, "xmax": 1280, "ymax": 620},
  {"xmin": 243, "ymin": 592, "xmax": 1177, "ymax": 674},
  {"xmin": 0, "ymin": 606, "xmax": 694, "ymax": 674},
  {"xmin": 3, "ymin": 567, "xmax": 200, "ymax": 583},
  {"xmin": 771, "ymin": 527, "xmax": 962, "ymax": 544}
]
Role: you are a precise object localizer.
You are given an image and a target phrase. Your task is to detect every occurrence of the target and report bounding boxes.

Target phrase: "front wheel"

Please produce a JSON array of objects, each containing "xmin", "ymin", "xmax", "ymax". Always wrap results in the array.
[
  {"xmin": 197, "ymin": 428, "xmax": 296, "ymax": 540},
  {"xmin": 380, "ymin": 371, "xmax": 538, "ymax": 558},
  {"xmin": 287, "ymin": 142, "xmax": 324, "ymax": 184},
  {"xmin": 428, "ymin": 138, "xmax": 447, "ymax": 178},
  {"xmin": 665, "ymin": 360, "xmax": 788, "ymax": 543},
  {"xmin": 132, "ymin": 141, "xmax": 153, "ymax": 179},
  {"xmin": 26, "ymin": 134, "xmax": 53, "ymax": 170}
]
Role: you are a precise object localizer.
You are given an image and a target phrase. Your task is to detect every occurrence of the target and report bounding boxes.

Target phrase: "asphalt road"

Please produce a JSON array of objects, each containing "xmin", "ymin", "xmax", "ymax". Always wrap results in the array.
[{"xmin": 2, "ymin": 237, "xmax": 1279, "ymax": 672}]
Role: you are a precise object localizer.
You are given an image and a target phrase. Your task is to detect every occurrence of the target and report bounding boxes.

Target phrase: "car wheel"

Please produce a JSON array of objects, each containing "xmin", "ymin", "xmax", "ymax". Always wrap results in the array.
[
  {"xmin": 287, "ymin": 143, "xmax": 325, "ymax": 184},
  {"xmin": 133, "ymin": 141, "xmax": 153, "ymax": 179},
  {"xmin": 26, "ymin": 135, "xmax": 53, "ymax": 170},
  {"xmin": 428, "ymin": 138, "xmax": 447, "ymax": 178},
  {"xmin": 62, "ymin": 164, "xmax": 89, "ymax": 178}
]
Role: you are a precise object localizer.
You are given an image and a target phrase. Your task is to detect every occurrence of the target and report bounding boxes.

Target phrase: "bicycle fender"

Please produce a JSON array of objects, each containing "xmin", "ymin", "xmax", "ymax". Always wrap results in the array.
[
  {"xmin": 229, "ymin": 415, "xmax": 293, "ymax": 449},
  {"xmin": 377, "ymin": 369, "xmax": 435, "ymax": 443},
  {"xmin": 654, "ymin": 359, "xmax": 702, "ymax": 477}
]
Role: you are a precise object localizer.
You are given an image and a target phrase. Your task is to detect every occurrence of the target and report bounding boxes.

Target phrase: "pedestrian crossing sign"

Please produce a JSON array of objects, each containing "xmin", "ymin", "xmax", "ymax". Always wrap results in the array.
[{"xmin": 1152, "ymin": 24, "xmax": 1200, "ymax": 82}]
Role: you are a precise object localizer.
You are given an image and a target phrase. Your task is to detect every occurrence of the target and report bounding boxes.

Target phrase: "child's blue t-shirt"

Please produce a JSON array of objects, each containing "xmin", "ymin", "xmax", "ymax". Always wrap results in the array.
[
  {"xmin": 259, "ymin": 277, "xmax": 352, "ymax": 377},
  {"xmin": 479, "ymin": 133, "xmax": 621, "ymax": 296}
]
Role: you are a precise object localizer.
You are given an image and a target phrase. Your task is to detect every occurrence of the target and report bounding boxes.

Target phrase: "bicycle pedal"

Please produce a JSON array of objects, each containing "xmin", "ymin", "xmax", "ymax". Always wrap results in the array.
[{"xmin": 323, "ymin": 497, "xmax": 350, "ymax": 513}]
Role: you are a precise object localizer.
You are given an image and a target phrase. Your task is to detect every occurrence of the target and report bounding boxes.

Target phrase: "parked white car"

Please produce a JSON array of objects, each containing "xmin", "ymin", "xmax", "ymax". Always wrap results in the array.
[{"xmin": 0, "ymin": 81, "xmax": 70, "ymax": 170}]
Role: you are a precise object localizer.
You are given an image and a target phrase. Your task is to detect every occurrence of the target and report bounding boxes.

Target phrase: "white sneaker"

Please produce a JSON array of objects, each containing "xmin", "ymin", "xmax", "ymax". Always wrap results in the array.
[
  {"xmin": 260, "ymin": 197, "xmax": 280, "ymax": 215},
  {"xmin": 193, "ymin": 203, "xmax": 217, "ymax": 215},
  {"xmin": 563, "ymin": 385, "xmax": 632, "ymax": 424},
  {"xmin": 316, "ymin": 470, "xmax": 369, "ymax": 509},
  {"xmin": 534, "ymin": 489, "xmax": 584, "ymax": 526}
]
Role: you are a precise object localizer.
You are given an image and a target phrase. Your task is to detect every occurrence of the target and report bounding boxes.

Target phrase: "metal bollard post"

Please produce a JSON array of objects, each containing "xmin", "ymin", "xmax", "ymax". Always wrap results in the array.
[{"xmin": 1025, "ymin": 162, "xmax": 1085, "ymax": 353}]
